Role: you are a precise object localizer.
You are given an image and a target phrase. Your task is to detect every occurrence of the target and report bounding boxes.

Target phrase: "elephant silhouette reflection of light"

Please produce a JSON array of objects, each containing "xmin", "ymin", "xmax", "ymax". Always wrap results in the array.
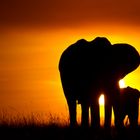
[
  {"xmin": 59, "ymin": 37, "xmax": 140, "ymax": 128},
  {"xmin": 120, "ymin": 86, "xmax": 140, "ymax": 127}
]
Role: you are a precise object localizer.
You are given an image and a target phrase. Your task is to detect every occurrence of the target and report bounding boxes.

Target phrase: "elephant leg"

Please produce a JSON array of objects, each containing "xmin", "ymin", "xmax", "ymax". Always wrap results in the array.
[
  {"xmin": 113, "ymin": 95, "xmax": 123, "ymax": 128},
  {"xmin": 105, "ymin": 85, "xmax": 123, "ymax": 128},
  {"xmin": 104, "ymin": 95, "xmax": 112, "ymax": 128},
  {"xmin": 66, "ymin": 98, "xmax": 77, "ymax": 127},
  {"xmin": 90, "ymin": 101, "xmax": 100, "ymax": 128},
  {"xmin": 81, "ymin": 102, "xmax": 89, "ymax": 127},
  {"xmin": 129, "ymin": 114, "xmax": 138, "ymax": 128},
  {"xmin": 60, "ymin": 75, "xmax": 77, "ymax": 127},
  {"xmin": 129, "ymin": 102, "xmax": 139, "ymax": 128}
]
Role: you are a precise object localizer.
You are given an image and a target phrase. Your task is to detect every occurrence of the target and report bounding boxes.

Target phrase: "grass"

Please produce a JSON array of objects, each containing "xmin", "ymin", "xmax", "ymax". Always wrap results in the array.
[{"xmin": 0, "ymin": 112, "xmax": 140, "ymax": 140}]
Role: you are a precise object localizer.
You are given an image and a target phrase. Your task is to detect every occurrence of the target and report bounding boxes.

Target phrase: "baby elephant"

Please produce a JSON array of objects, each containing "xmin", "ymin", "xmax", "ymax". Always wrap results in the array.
[{"xmin": 120, "ymin": 86, "xmax": 140, "ymax": 127}]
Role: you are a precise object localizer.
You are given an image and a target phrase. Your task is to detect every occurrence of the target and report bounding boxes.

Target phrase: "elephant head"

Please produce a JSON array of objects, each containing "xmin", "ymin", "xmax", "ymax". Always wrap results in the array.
[
  {"xmin": 111, "ymin": 43, "xmax": 140, "ymax": 79},
  {"xmin": 59, "ymin": 37, "xmax": 140, "ymax": 128}
]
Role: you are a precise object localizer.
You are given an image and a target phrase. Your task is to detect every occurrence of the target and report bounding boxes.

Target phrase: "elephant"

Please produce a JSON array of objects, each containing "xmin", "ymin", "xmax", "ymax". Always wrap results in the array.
[
  {"xmin": 120, "ymin": 86, "xmax": 140, "ymax": 127},
  {"xmin": 58, "ymin": 37, "xmax": 140, "ymax": 128}
]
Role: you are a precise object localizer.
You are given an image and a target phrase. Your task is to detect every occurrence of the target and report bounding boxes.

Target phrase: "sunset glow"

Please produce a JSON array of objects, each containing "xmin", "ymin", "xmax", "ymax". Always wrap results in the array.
[
  {"xmin": 0, "ymin": 28, "xmax": 140, "ymax": 125},
  {"xmin": 0, "ymin": 0, "xmax": 140, "ymax": 126}
]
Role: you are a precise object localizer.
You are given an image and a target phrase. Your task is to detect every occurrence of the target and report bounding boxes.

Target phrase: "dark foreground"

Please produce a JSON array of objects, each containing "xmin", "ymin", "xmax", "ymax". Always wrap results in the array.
[{"xmin": 0, "ymin": 125, "xmax": 140, "ymax": 140}]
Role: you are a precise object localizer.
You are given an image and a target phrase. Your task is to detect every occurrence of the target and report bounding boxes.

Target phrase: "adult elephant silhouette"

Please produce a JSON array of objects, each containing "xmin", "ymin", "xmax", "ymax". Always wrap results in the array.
[{"xmin": 59, "ymin": 37, "xmax": 140, "ymax": 128}]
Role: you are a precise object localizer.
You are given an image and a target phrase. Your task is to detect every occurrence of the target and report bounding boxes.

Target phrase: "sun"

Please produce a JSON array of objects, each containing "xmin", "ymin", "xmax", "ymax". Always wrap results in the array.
[
  {"xmin": 98, "ymin": 79, "xmax": 127, "ymax": 107},
  {"xmin": 99, "ymin": 79, "xmax": 127, "ymax": 105},
  {"xmin": 99, "ymin": 94, "xmax": 104, "ymax": 105},
  {"xmin": 119, "ymin": 79, "xmax": 127, "ymax": 88}
]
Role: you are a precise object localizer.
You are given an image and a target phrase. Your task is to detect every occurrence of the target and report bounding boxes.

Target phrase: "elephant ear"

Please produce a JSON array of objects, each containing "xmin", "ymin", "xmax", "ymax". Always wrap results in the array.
[{"xmin": 112, "ymin": 43, "xmax": 140, "ymax": 78}]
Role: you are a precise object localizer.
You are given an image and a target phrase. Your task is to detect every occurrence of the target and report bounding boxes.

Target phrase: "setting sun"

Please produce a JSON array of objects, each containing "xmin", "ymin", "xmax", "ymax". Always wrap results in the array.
[
  {"xmin": 119, "ymin": 79, "xmax": 127, "ymax": 88},
  {"xmin": 99, "ymin": 94, "xmax": 104, "ymax": 105},
  {"xmin": 99, "ymin": 80, "xmax": 127, "ymax": 106}
]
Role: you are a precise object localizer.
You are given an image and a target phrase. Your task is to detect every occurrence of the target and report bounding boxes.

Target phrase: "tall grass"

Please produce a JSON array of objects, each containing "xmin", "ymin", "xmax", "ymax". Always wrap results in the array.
[
  {"xmin": 0, "ymin": 110, "xmax": 140, "ymax": 140},
  {"xmin": 0, "ymin": 110, "xmax": 69, "ymax": 127}
]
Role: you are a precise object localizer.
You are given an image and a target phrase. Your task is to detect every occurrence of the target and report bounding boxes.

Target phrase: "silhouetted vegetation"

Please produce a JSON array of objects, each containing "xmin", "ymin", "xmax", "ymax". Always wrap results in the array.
[
  {"xmin": 0, "ymin": 113, "xmax": 140, "ymax": 140},
  {"xmin": 1, "ymin": 123, "xmax": 140, "ymax": 140}
]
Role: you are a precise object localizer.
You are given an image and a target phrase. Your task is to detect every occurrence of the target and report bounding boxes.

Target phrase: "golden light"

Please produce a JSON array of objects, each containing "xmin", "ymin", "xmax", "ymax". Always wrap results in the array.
[
  {"xmin": 119, "ymin": 79, "xmax": 127, "ymax": 88},
  {"xmin": 99, "ymin": 94, "xmax": 104, "ymax": 105}
]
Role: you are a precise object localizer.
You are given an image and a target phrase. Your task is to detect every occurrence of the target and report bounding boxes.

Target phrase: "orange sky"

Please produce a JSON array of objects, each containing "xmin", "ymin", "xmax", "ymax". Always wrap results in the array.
[
  {"xmin": 0, "ymin": 0, "xmax": 140, "ymax": 125},
  {"xmin": 1, "ymin": 0, "xmax": 140, "ymax": 28}
]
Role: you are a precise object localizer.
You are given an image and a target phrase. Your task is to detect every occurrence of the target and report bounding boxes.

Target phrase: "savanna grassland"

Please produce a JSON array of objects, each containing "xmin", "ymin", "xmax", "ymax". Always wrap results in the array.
[{"xmin": 0, "ymin": 112, "xmax": 140, "ymax": 140}]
